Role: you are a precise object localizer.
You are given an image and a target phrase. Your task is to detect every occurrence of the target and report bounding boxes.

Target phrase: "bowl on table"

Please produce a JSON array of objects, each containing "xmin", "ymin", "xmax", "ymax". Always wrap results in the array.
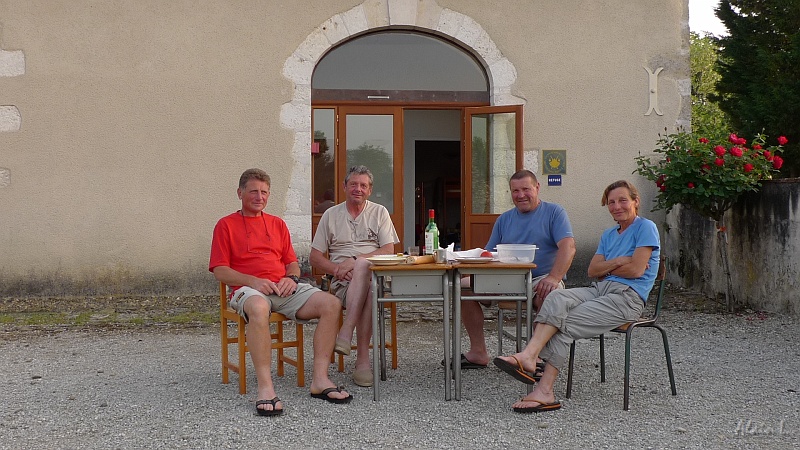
[{"xmin": 495, "ymin": 244, "xmax": 537, "ymax": 263}]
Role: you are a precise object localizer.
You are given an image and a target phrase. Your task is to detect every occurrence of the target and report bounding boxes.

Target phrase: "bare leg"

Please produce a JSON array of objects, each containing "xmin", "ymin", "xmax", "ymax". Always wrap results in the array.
[
  {"xmin": 296, "ymin": 292, "xmax": 351, "ymax": 400},
  {"xmin": 461, "ymin": 300, "xmax": 490, "ymax": 366},
  {"xmin": 353, "ymin": 287, "xmax": 373, "ymax": 372},
  {"xmin": 337, "ymin": 258, "xmax": 372, "ymax": 345},
  {"xmin": 242, "ymin": 297, "xmax": 282, "ymax": 414},
  {"xmin": 496, "ymin": 322, "xmax": 559, "ymax": 374},
  {"xmin": 512, "ymin": 363, "xmax": 559, "ymax": 409}
]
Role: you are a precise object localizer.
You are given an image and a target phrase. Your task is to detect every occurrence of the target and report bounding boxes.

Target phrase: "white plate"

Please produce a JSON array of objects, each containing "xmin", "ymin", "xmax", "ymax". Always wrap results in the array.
[
  {"xmin": 454, "ymin": 256, "xmax": 493, "ymax": 264},
  {"xmin": 366, "ymin": 255, "xmax": 407, "ymax": 266}
]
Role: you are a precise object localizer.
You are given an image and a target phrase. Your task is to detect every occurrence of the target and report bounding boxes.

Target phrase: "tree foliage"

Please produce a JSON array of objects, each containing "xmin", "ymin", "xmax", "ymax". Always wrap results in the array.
[
  {"xmin": 690, "ymin": 32, "xmax": 732, "ymax": 137},
  {"xmin": 714, "ymin": 0, "xmax": 800, "ymax": 176}
]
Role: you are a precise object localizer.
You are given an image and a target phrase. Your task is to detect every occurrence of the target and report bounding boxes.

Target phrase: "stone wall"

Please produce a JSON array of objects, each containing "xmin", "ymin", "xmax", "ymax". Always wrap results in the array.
[{"xmin": 664, "ymin": 179, "xmax": 800, "ymax": 315}]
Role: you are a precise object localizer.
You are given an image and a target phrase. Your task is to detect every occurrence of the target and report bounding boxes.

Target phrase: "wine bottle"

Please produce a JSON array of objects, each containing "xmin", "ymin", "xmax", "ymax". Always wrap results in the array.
[{"xmin": 424, "ymin": 209, "xmax": 439, "ymax": 255}]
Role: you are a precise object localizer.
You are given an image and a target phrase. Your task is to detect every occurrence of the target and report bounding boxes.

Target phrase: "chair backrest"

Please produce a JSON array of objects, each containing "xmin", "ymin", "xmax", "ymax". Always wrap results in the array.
[{"xmin": 651, "ymin": 256, "xmax": 668, "ymax": 320}]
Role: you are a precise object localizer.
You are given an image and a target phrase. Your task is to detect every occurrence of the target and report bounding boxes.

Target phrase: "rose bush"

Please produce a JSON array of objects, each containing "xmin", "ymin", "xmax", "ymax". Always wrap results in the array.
[{"xmin": 635, "ymin": 130, "xmax": 786, "ymax": 221}]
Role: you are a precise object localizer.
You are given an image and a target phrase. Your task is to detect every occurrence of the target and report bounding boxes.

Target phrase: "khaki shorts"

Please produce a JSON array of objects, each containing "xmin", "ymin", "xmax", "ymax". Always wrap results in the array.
[
  {"xmin": 229, "ymin": 283, "xmax": 319, "ymax": 324},
  {"xmin": 330, "ymin": 280, "xmax": 349, "ymax": 308}
]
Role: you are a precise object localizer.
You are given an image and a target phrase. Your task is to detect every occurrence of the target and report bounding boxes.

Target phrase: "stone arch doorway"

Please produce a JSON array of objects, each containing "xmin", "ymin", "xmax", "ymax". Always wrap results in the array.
[{"xmin": 280, "ymin": 0, "xmax": 524, "ymax": 259}]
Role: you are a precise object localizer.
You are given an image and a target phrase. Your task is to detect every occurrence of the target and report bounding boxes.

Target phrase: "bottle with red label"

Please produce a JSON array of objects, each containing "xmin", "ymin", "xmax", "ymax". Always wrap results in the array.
[{"xmin": 424, "ymin": 209, "xmax": 439, "ymax": 255}]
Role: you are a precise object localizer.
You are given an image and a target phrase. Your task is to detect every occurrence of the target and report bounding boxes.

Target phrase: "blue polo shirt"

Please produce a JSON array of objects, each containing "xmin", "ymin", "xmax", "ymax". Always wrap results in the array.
[
  {"xmin": 485, "ymin": 201, "xmax": 574, "ymax": 278},
  {"xmin": 598, "ymin": 216, "xmax": 661, "ymax": 301}
]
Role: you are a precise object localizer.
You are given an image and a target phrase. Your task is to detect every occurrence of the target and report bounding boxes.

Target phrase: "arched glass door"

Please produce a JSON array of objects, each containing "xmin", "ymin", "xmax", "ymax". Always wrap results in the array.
[{"xmin": 311, "ymin": 30, "xmax": 524, "ymax": 260}]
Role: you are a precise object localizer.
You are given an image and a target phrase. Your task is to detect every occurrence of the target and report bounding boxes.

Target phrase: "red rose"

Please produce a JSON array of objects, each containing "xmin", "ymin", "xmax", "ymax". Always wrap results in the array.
[
  {"xmin": 773, "ymin": 156, "xmax": 784, "ymax": 169},
  {"xmin": 659, "ymin": 184, "xmax": 666, "ymax": 192},
  {"xmin": 730, "ymin": 147, "xmax": 743, "ymax": 157},
  {"xmin": 729, "ymin": 133, "xmax": 738, "ymax": 143},
  {"xmin": 777, "ymin": 136, "xmax": 788, "ymax": 145},
  {"xmin": 656, "ymin": 175, "xmax": 666, "ymax": 186},
  {"xmin": 687, "ymin": 182, "xmax": 695, "ymax": 189},
  {"xmin": 753, "ymin": 144, "xmax": 762, "ymax": 150},
  {"xmin": 714, "ymin": 158, "xmax": 724, "ymax": 166},
  {"xmin": 701, "ymin": 164, "xmax": 711, "ymax": 173},
  {"xmin": 737, "ymin": 137, "xmax": 747, "ymax": 145},
  {"xmin": 699, "ymin": 137, "xmax": 709, "ymax": 144},
  {"xmin": 743, "ymin": 163, "xmax": 754, "ymax": 173},
  {"xmin": 763, "ymin": 150, "xmax": 771, "ymax": 158},
  {"xmin": 714, "ymin": 146, "xmax": 726, "ymax": 157}
]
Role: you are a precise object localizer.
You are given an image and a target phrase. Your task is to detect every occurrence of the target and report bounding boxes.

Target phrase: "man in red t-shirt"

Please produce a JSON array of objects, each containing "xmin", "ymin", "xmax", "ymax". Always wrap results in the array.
[{"xmin": 210, "ymin": 169, "xmax": 352, "ymax": 416}]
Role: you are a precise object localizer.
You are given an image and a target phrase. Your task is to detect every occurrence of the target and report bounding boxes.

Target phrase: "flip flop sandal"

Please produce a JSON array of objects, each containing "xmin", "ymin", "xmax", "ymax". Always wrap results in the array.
[
  {"xmin": 493, "ymin": 356, "xmax": 540, "ymax": 385},
  {"xmin": 310, "ymin": 386, "xmax": 353, "ymax": 404},
  {"xmin": 440, "ymin": 353, "xmax": 488, "ymax": 369},
  {"xmin": 513, "ymin": 400, "xmax": 562, "ymax": 414},
  {"xmin": 255, "ymin": 397, "xmax": 284, "ymax": 416}
]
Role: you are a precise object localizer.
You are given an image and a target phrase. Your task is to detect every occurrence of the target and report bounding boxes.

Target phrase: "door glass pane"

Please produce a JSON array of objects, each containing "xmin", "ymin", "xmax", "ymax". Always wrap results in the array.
[
  {"xmin": 313, "ymin": 109, "xmax": 336, "ymax": 214},
  {"xmin": 471, "ymin": 113, "xmax": 516, "ymax": 214},
  {"xmin": 346, "ymin": 115, "xmax": 394, "ymax": 214}
]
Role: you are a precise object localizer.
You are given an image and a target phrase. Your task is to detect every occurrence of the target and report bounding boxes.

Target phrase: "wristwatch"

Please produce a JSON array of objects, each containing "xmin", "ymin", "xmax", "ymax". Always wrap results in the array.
[{"xmin": 287, "ymin": 275, "xmax": 300, "ymax": 284}]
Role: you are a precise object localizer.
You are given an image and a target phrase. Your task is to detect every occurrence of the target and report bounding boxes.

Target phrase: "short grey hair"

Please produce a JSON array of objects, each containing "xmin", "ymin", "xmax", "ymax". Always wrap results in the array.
[
  {"xmin": 509, "ymin": 169, "xmax": 538, "ymax": 185},
  {"xmin": 344, "ymin": 165, "xmax": 374, "ymax": 186},
  {"xmin": 239, "ymin": 168, "xmax": 270, "ymax": 189}
]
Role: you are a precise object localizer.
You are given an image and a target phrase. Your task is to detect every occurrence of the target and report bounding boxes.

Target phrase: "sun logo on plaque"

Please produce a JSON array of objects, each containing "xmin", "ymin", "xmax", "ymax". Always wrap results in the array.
[{"xmin": 542, "ymin": 150, "xmax": 566, "ymax": 175}]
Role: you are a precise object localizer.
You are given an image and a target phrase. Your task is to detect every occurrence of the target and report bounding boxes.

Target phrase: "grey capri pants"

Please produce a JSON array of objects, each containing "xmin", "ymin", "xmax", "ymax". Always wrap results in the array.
[{"xmin": 534, "ymin": 280, "xmax": 645, "ymax": 371}]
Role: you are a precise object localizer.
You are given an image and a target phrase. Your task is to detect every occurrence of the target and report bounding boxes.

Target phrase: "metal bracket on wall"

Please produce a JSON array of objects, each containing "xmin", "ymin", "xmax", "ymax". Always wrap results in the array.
[{"xmin": 644, "ymin": 66, "xmax": 664, "ymax": 116}]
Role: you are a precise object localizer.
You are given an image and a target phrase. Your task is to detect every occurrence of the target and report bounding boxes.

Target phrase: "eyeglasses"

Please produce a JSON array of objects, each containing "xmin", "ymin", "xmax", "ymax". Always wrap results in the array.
[{"xmin": 242, "ymin": 212, "xmax": 271, "ymax": 254}]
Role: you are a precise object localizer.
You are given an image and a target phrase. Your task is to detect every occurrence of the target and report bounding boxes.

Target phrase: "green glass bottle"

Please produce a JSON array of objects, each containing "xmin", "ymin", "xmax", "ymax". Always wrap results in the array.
[{"xmin": 424, "ymin": 209, "xmax": 439, "ymax": 255}]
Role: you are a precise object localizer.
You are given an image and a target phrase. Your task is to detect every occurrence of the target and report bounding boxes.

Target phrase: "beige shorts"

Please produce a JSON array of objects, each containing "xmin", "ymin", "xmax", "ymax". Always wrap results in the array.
[
  {"xmin": 229, "ymin": 283, "xmax": 319, "ymax": 324},
  {"xmin": 330, "ymin": 280, "xmax": 349, "ymax": 308}
]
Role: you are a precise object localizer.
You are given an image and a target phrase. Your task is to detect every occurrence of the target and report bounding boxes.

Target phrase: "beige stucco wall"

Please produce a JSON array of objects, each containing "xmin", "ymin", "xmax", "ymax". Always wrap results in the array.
[{"xmin": 0, "ymin": 0, "xmax": 688, "ymax": 295}]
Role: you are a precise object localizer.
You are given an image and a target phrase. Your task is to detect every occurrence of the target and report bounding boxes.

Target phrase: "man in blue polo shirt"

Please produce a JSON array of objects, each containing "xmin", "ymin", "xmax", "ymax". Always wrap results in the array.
[{"xmin": 459, "ymin": 169, "xmax": 576, "ymax": 369}]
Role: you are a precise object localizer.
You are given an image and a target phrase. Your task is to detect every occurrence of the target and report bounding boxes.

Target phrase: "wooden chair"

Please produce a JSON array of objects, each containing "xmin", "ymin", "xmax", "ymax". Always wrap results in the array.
[
  {"xmin": 326, "ymin": 275, "xmax": 398, "ymax": 372},
  {"xmin": 565, "ymin": 257, "xmax": 677, "ymax": 410},
  {"xmin": 219, "ymin": 282, "xmax": 305, "ymax": 394}
]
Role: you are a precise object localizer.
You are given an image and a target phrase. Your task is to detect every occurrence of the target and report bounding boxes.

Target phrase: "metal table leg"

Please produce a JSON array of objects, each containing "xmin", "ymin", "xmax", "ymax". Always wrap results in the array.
[
  {"xmin": 453, "ymin": 273, "xmax": 461, "ymax": 400},
  {"xmin": 443, "ymin": 272, "xmax": 452, "ymax": 401},
  {"xmin": 371, "ymin": 272, "xmax": 381, "ymax": 401}
]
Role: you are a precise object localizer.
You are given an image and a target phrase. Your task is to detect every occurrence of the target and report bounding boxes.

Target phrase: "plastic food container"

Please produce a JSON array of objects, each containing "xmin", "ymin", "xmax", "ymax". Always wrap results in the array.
[{"xmin": 495, "ymin": 244, "xmax": 537, "ymax": 263}]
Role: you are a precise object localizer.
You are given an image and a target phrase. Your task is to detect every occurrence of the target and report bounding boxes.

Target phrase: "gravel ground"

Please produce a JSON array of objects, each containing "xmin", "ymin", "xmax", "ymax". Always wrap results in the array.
[{"xmin": 0, "ymin": 297, "xmax": 798, "ymax": 449}]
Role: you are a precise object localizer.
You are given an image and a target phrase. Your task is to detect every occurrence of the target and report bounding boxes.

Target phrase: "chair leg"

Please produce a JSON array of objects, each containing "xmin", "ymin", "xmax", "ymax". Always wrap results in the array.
[
  {"xmin": 600, "ymin": 334, "xmax": 606, "ymax": 383},
  {"xmin": 337, "ymin": 310, "xmax": 345, "ymax": 372},
  {"xmin": 275, "ymin": 321, "xmax": 285, "ymax": 377},
  {"xmin": 565, "ymin": 340, "xmax": 576, "ymax": 398},
  {"xmin": 221, "ymin": 319, "xmax": 230, "ymax": 385},
  {"xmin": 237, "ymin": 318, "xmax": 247, "ymax": 395},
  {"xmin": 515, "ymin": 302, "xmax": 523, "ymax": 353},
  {"xmin": 656, "ymin": 324, "xmax": 677, "ymax": 396},
  {"xmin": 390, "ymin": 302, "xmax": 398, "ymax": 370},
  {"xmin": 295, "ymin": 322, "xmax": 305, "ymax": 387},
  {"xmin": 497, "ymin": 307, "xmax": 504, "ymax": 356},
  {"xmin": 623, "ymin": 330, "xmax": 633, "ymax": 411},
  {"xmin": 379, "ymin": 301, "xmax": 387, "ymax": 380},
  {"xmin": 335, "ymin": 303, "xmax": 398, "ymax": 373}
]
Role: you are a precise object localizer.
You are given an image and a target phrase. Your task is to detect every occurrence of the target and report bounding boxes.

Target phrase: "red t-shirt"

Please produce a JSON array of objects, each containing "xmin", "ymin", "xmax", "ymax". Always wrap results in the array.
[{"xmin": 209, "ymin": 211, "xmax": 298, "ymax": 291}]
